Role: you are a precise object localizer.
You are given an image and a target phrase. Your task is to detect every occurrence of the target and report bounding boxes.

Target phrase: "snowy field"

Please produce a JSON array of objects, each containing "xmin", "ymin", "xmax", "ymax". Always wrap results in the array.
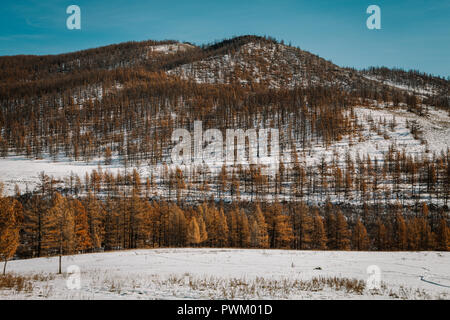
[
  {"xmin": 0, "ymin": 155, "xmax": 123, "ymax": 195},
  {"xmin": 1, "ymin": 249, "xmax": 449, "ymax": 300}
]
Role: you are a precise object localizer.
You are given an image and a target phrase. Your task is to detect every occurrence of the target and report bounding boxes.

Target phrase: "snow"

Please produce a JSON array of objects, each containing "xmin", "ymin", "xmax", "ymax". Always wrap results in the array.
[
  {"xmin": 167, "ymin": 42, "xmax": 317, "ymax": 89},
  {"xmin": 345, "ymin": 105, "xmax": 450, "ymax": 159},
  {"xmin": 363, "ymin": 75, "xmax": 439, "ymax": 96},
  {"xmin": 2, "ymin": 249, "xmax": 449, "ymax": 300},
  {"xmin": 286, "ymin": 105, "xmax": 450, "ymax": 170},
  {"xmin": 0, "ymin": 156, "xmax": 123, "ymax": 195},
  {"xmin": 149, "ymin": 43, "xmax": 195, "ymax": 55}
]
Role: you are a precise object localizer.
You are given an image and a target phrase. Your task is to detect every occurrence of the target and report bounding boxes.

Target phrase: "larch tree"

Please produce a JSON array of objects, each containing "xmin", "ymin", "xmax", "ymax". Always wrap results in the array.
[
  {"xmin": 104, "ymin": 146, "xmax": 112, "ymax": 165},
  {"xmin": 71, "ymin": 199, "xmax": 93, "ymax": 253},
  {"xmin": 43, "ymin": 193, "xmax": 75, "ymax": 274},
  {"xmin": 83, "ymin": 193, "xmax": 104, "ymax": 250},
  {"xmin": 197, "ymin": 216, "xmax": 208, "ymax": 244},
  {"xmin": 274, "ymin": 214, "xmax": 294, "ymax": 249},
  {"xmin": 325, "ymin": 203, "xmax": 337, "ymax": 249},
  {"xmin": 250, "ymin": 205, "xmax": 269, "ymax": 248},
  {"xmin": 311, "ymin": 209, "xmax": 327, "ymax": 250},
  {"xmin": 187, "ymin": 217, "xmax": 201, "ymax": 246},
  {"xmin": 291, "ymin": 202, "xmax": 312, "ymax": 250},
  {"xmin": 375, "ymin": 218, "xmax": 388, "ymax": 251},
  {"xmin": 250, "ymin": 219, "xmax": 259, "ymax": 248},
  {"xmin": 395, "ymin": 211, "xmax": 408, "ymax": 251},
  {"xmin": 22, "ymin": 195, "xmax": 46, "ymax": 257},
  {"xmin": 238, "ymin": 210, "xmax": 251, "ymax": 248},
  {"xmin": 228, "ymin": 207, "xmax": 240, "ymax": 247},
  {"xmin": 0, "ymin": 196, "xmax": 22, "ymax": 275},
  {"xmin": 435, "ymin": 217, "xmax": 449, "ymax": 251},
  {"xmin": 419, "ymin": 203, "xmax": 434, "ymax": 250},
  {"xmin": 407, "ymin": 218, "xmax": 421, "ymax": 251},
  {"xmin": 216, "ymin": 208, "xmax": 229, "ymax": 248},
  {"xmin": 335, "ymin": 210, "xmax": 351, "ymax": 250},
  {"xmin": 352, "ymin": 218, "xmax": 370, "ymax": 251}
]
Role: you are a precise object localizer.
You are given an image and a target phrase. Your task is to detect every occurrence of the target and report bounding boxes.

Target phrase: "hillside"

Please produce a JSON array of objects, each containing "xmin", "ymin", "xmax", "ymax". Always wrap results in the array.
[
  {"xmin": 0, "ymin": 36, "xmax": 448, "ymax": 259},
  {"xmin": 0, "ymin": 35, "xmax": 449, "ymax": 199}
]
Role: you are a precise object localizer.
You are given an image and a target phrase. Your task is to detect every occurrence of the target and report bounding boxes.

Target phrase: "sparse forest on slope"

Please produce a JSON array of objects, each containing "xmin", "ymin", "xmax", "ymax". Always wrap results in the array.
[{"xmin": 0, "ymin": 36, "xmax": 448, "ymax": 258}]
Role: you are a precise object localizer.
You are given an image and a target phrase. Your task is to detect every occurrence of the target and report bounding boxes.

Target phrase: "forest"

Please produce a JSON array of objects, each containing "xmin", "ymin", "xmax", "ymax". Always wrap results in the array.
[
  {"xmin": 0, "ymin": 36, "xmax": 449, "ymax": 270},
  {"xmin": 0, "ymin": 170, "xmax": 448, "ymax": 273}
]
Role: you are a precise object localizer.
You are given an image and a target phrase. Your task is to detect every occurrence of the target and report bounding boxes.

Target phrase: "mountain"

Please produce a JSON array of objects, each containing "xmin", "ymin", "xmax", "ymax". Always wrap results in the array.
[
  {"xmin": 168, "ymin": 36, "xmax": 358, "ymax": 89},
  {"xmin": 0, "ymin": 35, "xmax": 449, "ymax": 203},
  {"xmin": 1, "ymin": 35, "xmax": 448, "ymax": 100},
  {"xmin": 1, "ymin": 36, "xmax": 449, "ymax": 257}
]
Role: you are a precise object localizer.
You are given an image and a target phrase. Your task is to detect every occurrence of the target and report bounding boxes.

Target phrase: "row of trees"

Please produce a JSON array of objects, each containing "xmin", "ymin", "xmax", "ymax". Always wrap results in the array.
[
  {"xmin": 4, "ymin": 187, "xmax": 447, "ymax": 269},
  {"xmin": 1, "ymin": 171, "xmax": 448, "ymax": 274}
]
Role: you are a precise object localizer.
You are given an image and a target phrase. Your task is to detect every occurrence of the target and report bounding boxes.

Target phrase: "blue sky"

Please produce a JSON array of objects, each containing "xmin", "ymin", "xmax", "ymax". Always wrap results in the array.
[{"xmin": 1, "ymin": 0, "xmax": 449, "ymax": 77}]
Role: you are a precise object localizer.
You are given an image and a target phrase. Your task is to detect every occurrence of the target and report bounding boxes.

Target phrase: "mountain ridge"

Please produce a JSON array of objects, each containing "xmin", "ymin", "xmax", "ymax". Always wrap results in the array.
[{"xmin": 1, "ymin": 35, "xmax": 448, "ymax": 100}]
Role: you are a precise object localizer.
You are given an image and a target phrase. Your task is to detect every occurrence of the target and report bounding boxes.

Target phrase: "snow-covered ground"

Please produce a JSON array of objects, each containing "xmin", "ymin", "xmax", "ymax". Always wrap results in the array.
[
  {"xmin": 2, "ymin": 249, "xmax": 449, "ymax": 300},
  {"xmin": 149, "ymin": 43, "xmax": 195, "ymax": 55},
  {"xmin": 363, "ymin": 75, "xmax": 440, "ymax": 96},
  {"xmin": 294, "ymin": 105, "xmax": 450, "ymax": 169},
  {"xmin": 0, "ymin": 156, "xmax": 123, "ymax": 195},
  {"xmin": 167, "ymin": 42, "xmax": 322, "ymax": 89}
]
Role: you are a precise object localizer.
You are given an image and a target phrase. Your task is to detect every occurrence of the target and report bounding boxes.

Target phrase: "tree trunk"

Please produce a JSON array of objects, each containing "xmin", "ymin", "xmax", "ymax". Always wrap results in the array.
[
  {"xmin": 59, "ymin": 255, "xmax": 62, "ymax": 274},
  {"xmin": 58, "ymin": 242, "xmax": 62, "ymax": 274},
  {"xmin": 3, "ymin": 259, "xmax": 7, "ymax": 276}
]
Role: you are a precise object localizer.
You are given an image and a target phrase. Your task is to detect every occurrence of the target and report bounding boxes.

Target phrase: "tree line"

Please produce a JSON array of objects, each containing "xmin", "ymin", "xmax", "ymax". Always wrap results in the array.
[{"xmin": 1, "ymin": 178, "xmax": 448, "ymax": 274}]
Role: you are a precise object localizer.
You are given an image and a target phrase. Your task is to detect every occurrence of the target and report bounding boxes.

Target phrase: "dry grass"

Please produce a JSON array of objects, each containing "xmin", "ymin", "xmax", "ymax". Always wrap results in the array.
[
  {"xmin": 144, "ymin": 274, "xmax": 444, "ymax": 299},
  {"xmin": 0, "ymin": 274, "xmax": 34, "ymax": 293},
  {"xmin": 141, "ymin": 274, "xmax": 374, "ymax": 299},
  {"xmin": 0, "ymin": 273, "xmax": 55, "ymax": 295},
  {"xmin": 1, "ymin": 270, "xmax": 446, "ymax": 300}
]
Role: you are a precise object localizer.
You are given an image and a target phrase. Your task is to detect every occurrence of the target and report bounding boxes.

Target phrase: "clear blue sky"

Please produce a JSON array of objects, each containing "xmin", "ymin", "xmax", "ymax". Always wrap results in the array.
[{"xmin": 1, "ymin": 0, "xmax": 449, "ymax": 77}]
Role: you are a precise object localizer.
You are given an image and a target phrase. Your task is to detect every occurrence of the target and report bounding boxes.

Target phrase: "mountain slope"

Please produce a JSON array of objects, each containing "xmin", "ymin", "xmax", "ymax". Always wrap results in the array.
[
  {"xmin": 0, "ymin": 35, "xmax": 449, "ymax": 203},
  {"xmin": 1, "ymin": 35, "xmax": 447, "ymax": 102},
  {"xmin": 168, "ymin": 36, "xmax": 364, "ymax": 90},
  {"xmin": 163, "ymin": 36, "xmax": 448, "ymax": 102}
]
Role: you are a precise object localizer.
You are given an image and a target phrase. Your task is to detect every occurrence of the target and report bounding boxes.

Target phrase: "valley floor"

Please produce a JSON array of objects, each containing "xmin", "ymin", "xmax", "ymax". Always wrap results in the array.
[{"xmin": 1, "ymin": 249, "xmax": 449, "ymax": 300}]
